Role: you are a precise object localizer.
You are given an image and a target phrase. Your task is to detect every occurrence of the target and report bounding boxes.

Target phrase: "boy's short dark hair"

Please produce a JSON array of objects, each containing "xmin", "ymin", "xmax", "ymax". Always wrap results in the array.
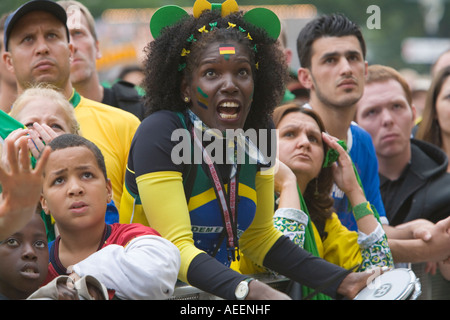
[
  {"xmin": 296, "ymin": 13, "xmax": 366, "ymax": 69},
  {"xmin": 48, "ymin": 134, "xmax": 108, "ymax": 180}
]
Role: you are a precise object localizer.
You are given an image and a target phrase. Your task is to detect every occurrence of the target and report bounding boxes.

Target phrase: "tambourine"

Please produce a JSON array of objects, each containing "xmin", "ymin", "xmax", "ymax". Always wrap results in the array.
[{"xmin": 354, "ymin": 268, "xmax": 422, "ymax": 300}]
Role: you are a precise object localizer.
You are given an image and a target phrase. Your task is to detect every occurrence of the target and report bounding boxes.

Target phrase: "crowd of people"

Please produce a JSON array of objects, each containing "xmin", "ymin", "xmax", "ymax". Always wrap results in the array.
[{"xmin": 0, "ymin": 0, "xmax": 450, "ymax": 301}]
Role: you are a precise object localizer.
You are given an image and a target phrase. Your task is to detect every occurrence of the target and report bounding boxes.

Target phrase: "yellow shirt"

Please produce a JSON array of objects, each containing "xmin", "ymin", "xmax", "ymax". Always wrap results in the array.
[
  {"xmin": 233, "ymin": 212, "xmax": 362, "ymax": 274},
  {"xmin": 312, "ymin": 213, "xmax": 362, "ymax": 270}
]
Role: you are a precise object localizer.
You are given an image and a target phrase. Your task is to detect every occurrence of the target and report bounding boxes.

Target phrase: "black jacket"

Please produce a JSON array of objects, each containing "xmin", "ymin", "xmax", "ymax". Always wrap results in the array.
[
  {"xmin": 102, "ymin": 80, "xmax": 146, "ymax": 120},
  {"xmin": 380, "ymin": 139, "xmax": 450, "ymax": 225}
]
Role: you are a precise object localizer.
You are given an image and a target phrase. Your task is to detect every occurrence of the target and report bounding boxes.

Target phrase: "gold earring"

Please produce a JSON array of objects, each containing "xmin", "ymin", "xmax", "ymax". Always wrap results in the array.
[{"xmin": 184, "ymin": 97, "xmax": 190, "ymax": 103}]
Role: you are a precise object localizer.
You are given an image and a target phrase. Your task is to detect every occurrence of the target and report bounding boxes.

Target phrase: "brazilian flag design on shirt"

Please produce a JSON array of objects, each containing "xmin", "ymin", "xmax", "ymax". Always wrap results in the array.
[{"xmin": 188, "ymin": 160, "xmax": 258, "ymax": 266}]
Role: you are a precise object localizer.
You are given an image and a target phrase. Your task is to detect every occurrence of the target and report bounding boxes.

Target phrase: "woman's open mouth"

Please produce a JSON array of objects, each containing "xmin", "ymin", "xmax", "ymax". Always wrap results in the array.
[{"xmin": 217, "ymin": 101, "xmax": 241, "ymax": 120}]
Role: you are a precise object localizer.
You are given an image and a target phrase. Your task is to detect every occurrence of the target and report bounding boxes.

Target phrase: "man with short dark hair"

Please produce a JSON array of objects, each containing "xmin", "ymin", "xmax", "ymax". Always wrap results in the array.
[{"xmin": 296, "ymin": 14, "xmax": 387, "ymax": 232}]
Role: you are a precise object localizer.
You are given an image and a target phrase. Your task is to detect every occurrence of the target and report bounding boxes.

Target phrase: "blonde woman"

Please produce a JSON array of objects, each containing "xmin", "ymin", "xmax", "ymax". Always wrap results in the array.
[{"xmin": 8, "ymin": 84, "xmax": 80, "ymax": 159}]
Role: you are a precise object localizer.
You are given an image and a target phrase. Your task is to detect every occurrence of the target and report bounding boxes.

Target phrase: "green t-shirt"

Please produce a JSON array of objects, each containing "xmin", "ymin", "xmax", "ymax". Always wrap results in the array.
[{"xmin": 0, "ymin": 109, "xmax": 24, "ymax": 141}]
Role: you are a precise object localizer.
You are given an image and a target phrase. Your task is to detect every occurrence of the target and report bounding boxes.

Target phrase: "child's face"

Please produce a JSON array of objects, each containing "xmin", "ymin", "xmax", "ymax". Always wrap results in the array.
[
  {"xmin": 40, "ymin": 146, "xmax": 112, "ymax": 232},
  {"xmin": 0, "ymin": 214, "xmax": 48, "ymax": 299}
]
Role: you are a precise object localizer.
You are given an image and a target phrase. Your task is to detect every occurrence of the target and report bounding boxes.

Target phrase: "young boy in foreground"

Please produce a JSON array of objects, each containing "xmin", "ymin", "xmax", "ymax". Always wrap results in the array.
[{"xmin": 40, "ymin": 134, "xmax": 180, "ymax": 300}]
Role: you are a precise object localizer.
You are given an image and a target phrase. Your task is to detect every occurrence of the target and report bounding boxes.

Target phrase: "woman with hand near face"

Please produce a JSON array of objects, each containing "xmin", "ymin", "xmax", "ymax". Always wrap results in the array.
[
  {"xmin": 273, "ymin": 104, "xmax": 393, "ymax": 273},
  {"xmin": 8, "ymin": 84, "xmax": 81, "ymax": 158},
  {"xmin": 120, "ymin": 1, "xmax": 381, "ymax": 300}
]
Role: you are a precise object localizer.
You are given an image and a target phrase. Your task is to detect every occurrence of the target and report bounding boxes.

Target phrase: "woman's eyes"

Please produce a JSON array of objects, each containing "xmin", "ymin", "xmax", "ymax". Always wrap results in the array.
[
  {"xmin": 202, "ymin": 66, "xmax": 251, "ymax": 78},
  {"xmin": 25, "ymin": 123, "xmax": 64, "ymax": 131},
  {"xmin": 50, "ymin": 124, "xmax": 64, "ymax": 131},
  {"xmin": 204, "ymin": 70, "xmax": 217, "ymax": 77},
  {"xmin": 281, "ymin": 130, "xmax": 295, "ymax": 138},
  {"xmin": 238, "ymin": 68, "xmax": 251, "ymax": 76}
]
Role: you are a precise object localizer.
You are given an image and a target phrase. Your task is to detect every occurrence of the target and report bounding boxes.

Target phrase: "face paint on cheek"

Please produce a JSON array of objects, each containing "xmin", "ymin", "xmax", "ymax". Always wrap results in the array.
[
  {"xmin": 196, "ymin": 86, "xmax": 209, "ymax": 109},
  {"xmin": 219, "ymin": 44, "xmax": 236, "ymax": 61}
]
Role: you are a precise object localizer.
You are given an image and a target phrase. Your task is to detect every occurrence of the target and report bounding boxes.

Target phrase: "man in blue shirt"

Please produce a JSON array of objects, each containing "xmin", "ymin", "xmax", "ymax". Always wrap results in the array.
[{"xmin": 296, "ymin": 13, "xmax": 388, "ymax": 231}]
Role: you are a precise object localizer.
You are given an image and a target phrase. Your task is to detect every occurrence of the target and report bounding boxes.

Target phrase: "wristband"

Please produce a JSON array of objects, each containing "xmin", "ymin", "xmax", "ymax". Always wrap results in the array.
[{"xmin": 352, "ymin": 201, "xmax": 374, "ymax": 221}]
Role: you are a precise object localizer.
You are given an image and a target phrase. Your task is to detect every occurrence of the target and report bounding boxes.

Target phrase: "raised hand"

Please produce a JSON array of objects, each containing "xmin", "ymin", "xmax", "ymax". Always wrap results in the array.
[{"xmin": 0, "ymin": 137, "xmax": 51, "ymax": 240}]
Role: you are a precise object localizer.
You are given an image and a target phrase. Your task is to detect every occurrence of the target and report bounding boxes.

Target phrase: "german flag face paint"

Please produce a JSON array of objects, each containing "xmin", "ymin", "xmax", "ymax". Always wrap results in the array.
[{"xmin": 219, "ymin": 44, "xmax": 236, "ymax": 60}]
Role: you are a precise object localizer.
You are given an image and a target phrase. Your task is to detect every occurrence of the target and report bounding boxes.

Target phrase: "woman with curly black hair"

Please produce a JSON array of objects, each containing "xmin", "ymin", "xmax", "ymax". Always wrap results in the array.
[
  {"xmin": 142, "ymin": 9, "xmax": 286, "ymax": 130},
  {"xmin": 120, "ymin": 1, "xmax": 377, "ymax": 300}
]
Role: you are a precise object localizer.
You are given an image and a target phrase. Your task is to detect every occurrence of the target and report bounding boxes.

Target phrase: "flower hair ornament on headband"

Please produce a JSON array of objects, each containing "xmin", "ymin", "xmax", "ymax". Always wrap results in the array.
[{"xmin": 149, "ymin": 0, "xmax": 281, "ymax": 40}]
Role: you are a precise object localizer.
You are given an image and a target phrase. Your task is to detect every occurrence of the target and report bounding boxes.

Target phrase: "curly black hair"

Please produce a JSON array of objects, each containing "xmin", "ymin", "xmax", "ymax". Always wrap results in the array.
[{"xmin": 142, "ymin": 9, "xmax": 288, "ymax": 130}]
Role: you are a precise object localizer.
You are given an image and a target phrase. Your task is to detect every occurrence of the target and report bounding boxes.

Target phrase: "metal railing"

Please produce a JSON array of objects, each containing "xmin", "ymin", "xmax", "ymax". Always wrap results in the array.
[
  {"xmin": 169, "ymin": 265, "xmax": 450, "ymax": 300},
  {"xmin": 169, "ymin": 273, "xmax": 289, "ymax": 300}
]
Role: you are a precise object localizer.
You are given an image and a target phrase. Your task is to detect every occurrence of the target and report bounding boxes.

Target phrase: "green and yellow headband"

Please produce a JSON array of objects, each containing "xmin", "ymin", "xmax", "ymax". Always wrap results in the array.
[{"xmin": 149, "ymin": 0, "xmax": 281, "ymax": 40}]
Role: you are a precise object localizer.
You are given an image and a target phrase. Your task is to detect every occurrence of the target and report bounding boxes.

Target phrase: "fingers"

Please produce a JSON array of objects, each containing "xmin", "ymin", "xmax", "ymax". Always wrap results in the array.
[
  {"xmin": 3, "ymin": 137, "xmax": 20, "ymax": 173},
  {"xmin": 18, "ymin": 137, "xmax": 31, "ymax": 172},
  {"xmin": 33, "ymin": 146, "xmax": 51, "ymax": 177},
  {"xmin": 27, "ymin": 123, "xmax": 58, "ymax": 158},
  {"xmin": 6, "ymin": 136, "xmax": 32, "ymax": 173},
  {"xmin": 33, "ymin": 123, "xmax": 58, "ymax": 143},
  {"xmin": 27, "ymin": 130, "xmax": 45, "ymax": 157},
  {"xmin": 0, "ymin": 132, "xmax": 51, "ymax": 183},
  {"xmin": 2, "ymin": 129, "xmax": 29, "ymax": 172},
  {"xmin": 4, "ymin": 128, "xmax": 29, "ymax": 143},
  {"xmin": 425, "ymin": 262, "xmax": 437, "ymax": 275},
  {"xmin": 414, "ymin": 228, "xmax": 432, "ymax": 242}
]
